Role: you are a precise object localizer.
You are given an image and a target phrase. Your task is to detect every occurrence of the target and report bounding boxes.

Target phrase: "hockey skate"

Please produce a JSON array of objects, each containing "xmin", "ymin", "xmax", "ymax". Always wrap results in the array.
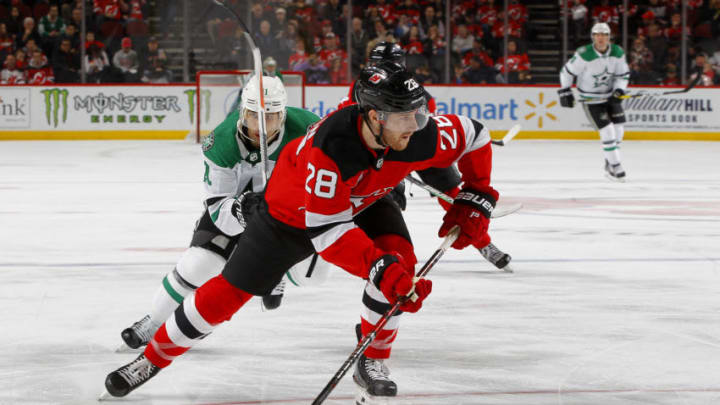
[
  {"xmin": 119, "ymin": 315, "xmax": 158, "ymax": 351},
  {"xmin": 353, "ymin": 354, "xmax": 397, "ymax": 404},
  {"xmin": 261, "ymin": 279, "xmax": 285, "ymax": 310},
  {"xmin": 604, "ymin": 161, "xmax": 626, "ymax": 182},
  {"xmin": 103, "ymin": 353, "xmax": 160, "ymax": 398},
  {"xmin": 478, "ymin": 242, "xmax": 513, "ymax": 272}
]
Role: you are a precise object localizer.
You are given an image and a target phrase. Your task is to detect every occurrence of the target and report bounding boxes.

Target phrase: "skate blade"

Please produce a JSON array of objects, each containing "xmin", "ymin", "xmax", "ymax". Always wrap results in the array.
[
  {"xmin": 501, "ymin": 264, "xmax": 515, "ymax": 273},
  {"xmin": 355, "ymin": 387, "xmax": 391, "ymax": 405},
  {"xmin": 98, "ymin": 389, "xmax": 111, "ymax": 401},
  {"xmin": 604, "ymin": 173, "xmax": 626, "ymax": 183}
]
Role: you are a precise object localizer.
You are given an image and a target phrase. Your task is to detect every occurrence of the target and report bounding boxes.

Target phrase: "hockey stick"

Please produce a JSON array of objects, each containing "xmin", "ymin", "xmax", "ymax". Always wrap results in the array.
[
  {"xmin": 579, "ymin": 67, "xmax": 703, "ymax": 103},
  {"xmin": 311, "ymin": 226, "xmax": 461, "ymax": 405},
  {"xmin": 491, "ymin": 124, "xmax": 521, "ymax": 146},
  {"xmin": 404, "ymin": 175, "xmax": 523, "ymax": 218},
  {"xmin": 212, "ymin": 0, "xmax": 270, "ymax": 185}
]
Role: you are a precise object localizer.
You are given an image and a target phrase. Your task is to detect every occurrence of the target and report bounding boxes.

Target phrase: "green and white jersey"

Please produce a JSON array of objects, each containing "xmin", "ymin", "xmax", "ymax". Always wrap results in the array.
[
  {"xmin": 560, "ymin": 43, "xmax": 630, "ymax": 104},
  {"xmin": 201, "ymin": 106, "xmax": 320, "ymax": 236}
]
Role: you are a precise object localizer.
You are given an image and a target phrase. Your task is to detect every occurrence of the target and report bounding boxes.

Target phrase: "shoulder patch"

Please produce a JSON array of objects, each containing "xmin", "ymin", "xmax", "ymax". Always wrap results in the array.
[
  {"xmin": 578, "ymin": 44, "xmax": 598, "ymax": 62},
  {"xmin": 610, "ymin": 44, "xmax": 624, "ymax": 58},
  {"xmin": 202, "ymin": 131, "xmax": 215, "ymax": 152}
]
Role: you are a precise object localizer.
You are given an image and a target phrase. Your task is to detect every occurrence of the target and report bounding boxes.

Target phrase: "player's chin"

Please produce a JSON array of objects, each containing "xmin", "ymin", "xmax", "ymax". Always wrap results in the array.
[{"xmin": 391, "ymin": 137, "xmax": 412, "ymax": 151}]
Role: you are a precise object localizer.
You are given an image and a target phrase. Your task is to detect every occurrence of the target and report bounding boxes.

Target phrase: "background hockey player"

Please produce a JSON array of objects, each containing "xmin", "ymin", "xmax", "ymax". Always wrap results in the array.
[
  {"xmin": 118, "ymin": 75, "xmax": 326, "ymax": 350},
  {"xmin": 340, "ymin": 41, "xmax": 512, "ymax": 272},
  {"xmin": 104, "ymin": 62, "xmax": 499, "ymax": 402},
  {"xmin": 558, "ymin": 22, "xmax": 630, "ymax": 182}
]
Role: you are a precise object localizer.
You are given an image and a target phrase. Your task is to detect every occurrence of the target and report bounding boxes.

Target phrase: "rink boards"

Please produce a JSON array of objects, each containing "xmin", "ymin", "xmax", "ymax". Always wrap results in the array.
[{"xmin": 2, "ymin": 84, "xmax": 719, "ymax": 141}]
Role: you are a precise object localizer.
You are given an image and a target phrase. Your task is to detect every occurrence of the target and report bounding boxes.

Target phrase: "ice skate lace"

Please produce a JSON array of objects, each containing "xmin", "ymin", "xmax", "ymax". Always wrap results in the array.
[
  {"xmin": 480, "ymin": 243, "xmax": 504, "ymax": 265},
  {"xmin": 132, "ymin": 315, "xmax": 156, "ymax": 343},
  {"xmin": 270, "ymin": 279, "xmax": 286, "ymax": 296},
  {"xmin": 119, "ymin": 356, "xmax": 156, "ymax": 386},
  {"xmin": 364, "ymin": 358, "xmax": 391, "ymax": 382}
]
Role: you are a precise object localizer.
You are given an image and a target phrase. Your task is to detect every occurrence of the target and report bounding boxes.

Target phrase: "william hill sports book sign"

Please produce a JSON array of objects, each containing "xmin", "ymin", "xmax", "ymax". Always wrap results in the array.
[{"xmin": 1, "ymin": 84, "xmax": 719, "ymax": 140}]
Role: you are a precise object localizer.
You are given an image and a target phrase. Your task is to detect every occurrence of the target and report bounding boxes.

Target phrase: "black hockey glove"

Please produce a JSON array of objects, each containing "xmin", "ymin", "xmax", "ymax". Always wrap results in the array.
[
  {"xmin": 231, "ymin": 191, "xmax": 264, "ymax": 228},
  {"xmin": 558, "ymin": 87, "xmax": 575, "ymax": 108},
  {"xmin": 609, "ymin": 88, "xmax": 625, "ymax": 104},
  {"xmin": 389, "ymin": 181, "xmax": 407, "ymax": 211}
]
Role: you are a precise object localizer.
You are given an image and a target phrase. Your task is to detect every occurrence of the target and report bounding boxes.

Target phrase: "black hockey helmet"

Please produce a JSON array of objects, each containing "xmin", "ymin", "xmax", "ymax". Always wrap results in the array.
[
  {"xmin": 368, "ymin": 41, "xmax": 406, "ymax": 67},
  {"xmin": 356, "ymin": 61, "xmax": 430, "ymax": 146}
]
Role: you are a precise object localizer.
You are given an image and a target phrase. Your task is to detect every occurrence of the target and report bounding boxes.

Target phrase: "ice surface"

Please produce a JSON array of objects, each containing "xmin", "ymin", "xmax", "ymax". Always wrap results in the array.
[{"xmin": 1, "ymin": 140, "xmax": 719, "ymax": 405}]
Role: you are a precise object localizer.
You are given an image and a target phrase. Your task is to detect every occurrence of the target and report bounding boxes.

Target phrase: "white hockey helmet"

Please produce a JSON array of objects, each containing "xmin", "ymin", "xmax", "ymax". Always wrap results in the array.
[
  {"xmin": 237, "ymin": 75, "xmax": 287, "ymax": 144},
  {"xmin": 591, "ymin": 22, "xmax": 611, "ymax": 36}
]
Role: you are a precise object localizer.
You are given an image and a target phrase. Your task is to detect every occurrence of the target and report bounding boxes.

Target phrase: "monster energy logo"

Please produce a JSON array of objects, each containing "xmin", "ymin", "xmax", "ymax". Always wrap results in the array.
[
  {"xmin": 184, "ymin": 89, "xmax": 211, "ymax": 124},
  {"xmin": 41, "ymin": 88, "xmax": 69, "ymax": 128}
]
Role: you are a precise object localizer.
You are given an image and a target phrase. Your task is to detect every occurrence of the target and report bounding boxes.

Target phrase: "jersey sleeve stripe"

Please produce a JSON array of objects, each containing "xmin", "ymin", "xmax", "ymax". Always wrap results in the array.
[
  {"xmin": 310, "ymin": 221, "xmax": 357, "ymax": 253},
  {"xmin": 564, "ymin": 65, "xmax": 577, "ymax": 76},
  {"xmin": 305, "ymin": 207, "xmax": 353, "ymax": 228},
  {"xmin": 457, "ymin": 116, "xmax": 491, "ymax": 158}
]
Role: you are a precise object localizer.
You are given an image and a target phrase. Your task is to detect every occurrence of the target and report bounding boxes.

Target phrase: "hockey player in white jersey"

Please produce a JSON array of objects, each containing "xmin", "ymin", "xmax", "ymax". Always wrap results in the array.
[
  {"xmin": 118, "ymin": 76, "xmax": 329, "ymax": 350},
  {"xmin": 558, "ymin": 22, "xmax": 631, "ymax": 182}
]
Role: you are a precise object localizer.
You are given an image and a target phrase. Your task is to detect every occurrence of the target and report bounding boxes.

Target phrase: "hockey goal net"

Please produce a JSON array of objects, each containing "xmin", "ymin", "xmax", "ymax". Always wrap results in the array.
[{"xmin": 194, "ymin": 70, "xmax": 306, "ymax": 142}]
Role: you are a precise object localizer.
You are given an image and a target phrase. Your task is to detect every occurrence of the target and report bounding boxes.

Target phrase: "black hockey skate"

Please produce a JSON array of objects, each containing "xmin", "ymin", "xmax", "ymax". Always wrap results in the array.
[
  {"xmin": 353, "ymin": 354, "xmax": 397, "ymax": 399},
  {"xmin": 104, "ymin": 353, "xmax": 160, "ymax": 397},
  {"xmin": 262, "ymin": 279, "xmax": 285, "ymax": 310},
  {"xmin": 121, "ymin": 315, "xmax": 157, "ymax": 349},
  {"xmin": 478, "ymin": 242, "xmax": 513, "ymax": 272},
  {"xmin": 605, "ymin": 161, "xmax": 626, "ymax": 182}
]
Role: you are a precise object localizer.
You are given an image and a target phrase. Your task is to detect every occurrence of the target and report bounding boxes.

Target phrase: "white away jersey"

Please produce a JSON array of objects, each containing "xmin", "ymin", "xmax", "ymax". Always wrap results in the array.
[{"xmin": 560, "ymin": 43, "xmax": 630, "ymax": 103}]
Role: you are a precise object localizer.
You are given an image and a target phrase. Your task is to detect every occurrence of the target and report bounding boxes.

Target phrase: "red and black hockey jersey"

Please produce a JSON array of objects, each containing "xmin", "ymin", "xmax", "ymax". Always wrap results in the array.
[{"xmin": 265, "ymin": 105, "xmax": 495, "ymax": 280}]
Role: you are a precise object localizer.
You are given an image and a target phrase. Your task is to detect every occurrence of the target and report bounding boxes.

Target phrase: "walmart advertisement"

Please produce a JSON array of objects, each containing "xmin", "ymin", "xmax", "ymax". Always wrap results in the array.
[{"xmin": 2, "ymin": 85, "xmax": 719, "ymax": 140}]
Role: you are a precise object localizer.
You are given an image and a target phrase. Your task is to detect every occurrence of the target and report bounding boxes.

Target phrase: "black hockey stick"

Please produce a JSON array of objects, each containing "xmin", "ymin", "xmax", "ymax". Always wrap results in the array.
[
  {"xmin": 403, "ymin": 175, "xmax": 522, "ymax": 218},
  {"xmin": 211, "ymin": 0, "xmax": 270, "ymax": 185},
  {"xmin": 311, "ymin": 226, "xmax": 461, "ymax": 405},
  {"xmin": 490, "ymin": 124, "xmax": 521, "ymax": 146},
  {"xmin": 580, "ymin": 67, "xmax": 703, "ymax": 103}
]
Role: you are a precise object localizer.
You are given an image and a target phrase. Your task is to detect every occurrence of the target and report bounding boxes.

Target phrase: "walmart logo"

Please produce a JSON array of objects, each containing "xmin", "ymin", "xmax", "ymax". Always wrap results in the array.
[{"xmin": 523, "ymin": 92, "xmax": 557, "ymax": 128}]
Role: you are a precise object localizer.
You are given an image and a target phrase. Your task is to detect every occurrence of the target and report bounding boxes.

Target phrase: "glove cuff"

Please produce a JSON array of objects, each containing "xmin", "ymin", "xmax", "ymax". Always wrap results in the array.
[
  {"xmin": 369, "ymin": 254, "xmax": 399, "ymax": 287},
  {"xmin": 231, "ymin": 197, "xmax": 247, "ymax": 228},
  {"xmin": 558, "ymin": 87, "xmax": 572, "ymax": 95}
]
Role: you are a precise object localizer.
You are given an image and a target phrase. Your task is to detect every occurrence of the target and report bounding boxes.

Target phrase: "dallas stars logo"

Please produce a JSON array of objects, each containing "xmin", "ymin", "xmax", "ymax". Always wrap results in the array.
[{"xmin": 593, "ymin": 67, "xmax": 611, "ymax": 88}]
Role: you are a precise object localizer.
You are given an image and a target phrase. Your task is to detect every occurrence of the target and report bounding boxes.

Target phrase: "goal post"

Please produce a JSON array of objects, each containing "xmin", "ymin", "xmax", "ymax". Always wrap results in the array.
[{"xmin": 194, "ymin": 70, "xmax": 306, "ymax": 143}]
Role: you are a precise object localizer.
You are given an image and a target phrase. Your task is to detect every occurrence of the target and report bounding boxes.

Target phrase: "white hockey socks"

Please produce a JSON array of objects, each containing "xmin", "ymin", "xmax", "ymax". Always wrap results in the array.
[
  {"xmin": 599, "ymin": 124, "xmax": 622, "ymax": 165},
  {"xmin": 150, "ymin": 247, "xmax": 226, "ymax": 325}
]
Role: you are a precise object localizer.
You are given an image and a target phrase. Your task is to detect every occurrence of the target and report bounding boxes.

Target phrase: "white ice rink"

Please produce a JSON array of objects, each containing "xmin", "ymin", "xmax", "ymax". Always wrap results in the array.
[{"xmin": 1, "ymin": 139, "xmax": 720, "ymax": 405}]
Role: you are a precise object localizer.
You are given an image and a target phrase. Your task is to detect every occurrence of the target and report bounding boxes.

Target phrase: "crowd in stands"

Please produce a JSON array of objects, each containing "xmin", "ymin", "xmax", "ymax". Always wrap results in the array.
[
  {"xmin": 1, "ymin": 0, "xmax": 171, "ymax": 84},
  {"xmin": 205, "ymin": 0, "xmax": 533, "ymax": 85},
  {"xmin": 566, "ymin": 0, "xmax": 720, "ymax": 86},
  {"xmin": 2, "ymin": 0, "xmax": 720, "ymax": 85}
]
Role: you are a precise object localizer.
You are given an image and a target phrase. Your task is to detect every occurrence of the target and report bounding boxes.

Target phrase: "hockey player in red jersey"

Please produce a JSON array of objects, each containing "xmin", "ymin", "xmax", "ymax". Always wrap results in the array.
[
  {"xmin": 104, "ymin": 62, "xmax": 499, "ymax": 400},
  {"xmin": 340, "ymin": 41, "xmax": 512, "ymax": 272}
]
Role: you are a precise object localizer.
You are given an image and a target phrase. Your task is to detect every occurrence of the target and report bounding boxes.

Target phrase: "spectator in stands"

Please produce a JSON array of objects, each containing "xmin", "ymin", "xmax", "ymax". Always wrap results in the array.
[
  {"xmin": 5, "ymin": 6, "xmax": 23, "ymax": 38},
  {"xmin": 394, "ymin": 14, "xmax": 412, "ymax": 39},
  {"xmin": 16, "ymin": 17, "xmax": 40, "ymax": 51},
  {"xmin": 319, "ymin": 32, "xmax": 346, "ymax": 68},
  {"xmin": 423, "ymin": 24, "xmax": 446, "ymax": 79},
  {"xmin": 328, "ymin": 53, "xmax": 348, "ymax": 84},
  {"xmin": 629, "ymin": 37, "xmax": 656, "ymax": 84},
  {"xmin": 69, "ymin": 7, "xmax": 87, "ymax": 33},
  {"xmin": 569, "ymin": 0, "xmax": 589, "ymax": 48},
  {"xmin": 402, "ymin": 25, "xmax": 426, "ymax": 71},
  {"xmin": 462, "ymin": 56, "xmax": 496, "ymax": 84},
  {"xmin": 254, "ymin": 20, "xmax": 276, "ymax": 64},
  {"xmin": 1, "ymin": 53, "xmax": 25, "ymax": 84},
  {"xmin": 14, "ymin": 48, "xmax": 26, "ymax": 69},
  {"xmin": 710, "ymin": 49, "xmax": 720, "ymax": 76},
  {"xmin": 271, "ymin": 7, "xmax": 287, "ymax": 36},
  {"xmin": 38, "ymin": 4, "xmax": 66, "ymax": 53},
  {"xmin": 350, "ymin": 16, "xmax": 369, "ymax": 75},
  {"xmin": 85, "ymin": 31, "xmax": 105, "ymax": 50},
  {"xmin": 26, "ymin": 49, "xmax": 54, "ymax": 84},
  {"xmin": 462, "ymin": 39, "xmax": 492, "ymax": 68},
  {"xmin": 646, "ymin": 23, "xmax": 667, "ymax": 72},
  {"xmin": 495, "ymin": 39, "xmax": 530, "ymax": 83},
  {"xmin": 366, "ymin": 20, "xmax": 390, "ymax": 56},
  {"xmin": 93, "ymin": 0, "xmax": 129, "ymax": 29},
  {"xmin": 664, "ymin": 12, "xmax": 689, "ymax": 46},
  {"xmin": 451, "ymin": 24, "xmax": 474, "ymax": 56},
  {"xmin": 249, "ymin": 2, "xmax": 266, "ymax": 31},
  {"xmin": 22, "ymin": 38, "xmax": 41, "ymax": 60},
  {"xmin": 661, "ymin": 63, "xmax": 680, "ymax": 86},
  {"xmin": 592, "ymin": 0, "xmax": 619, "ymax": 28},
  {"xmin": 476, "ymin": 0, "xmax": 499, "ymax": 34},
  {"xmin": 413, "ymin": 64, "xmax": 435, "ymax": 84},
  {"xmin": 397, "ymin": 0, "xmax": 421, "ymax": 25},
  {"xmin": 140, "ymin": 36, "xmax": 171, "ymax": 83},
  {"xmin": 113, "ymin": 36, "xmax": 139, "ymax": 82},
  {"xmin": 288, "ymin": 40, "xmax": 308, "ymax": 71},
  {"xmin": 646, "ymin": 0, "xmax": 667, "ymax": 21},
  {"xmin": 84, "ymin": 43, "xmax": 111, "ymax": 83},
  {"xmin": 60, "ymin": 23, "xmax": 80, "ymax": 51},
  {"xmin": 419, "ymin": 6, "xmax": 444, "ymax": 39},
  {"xmin": 52, "ymin": 37, "xmax": 80, "ymax": 83},
  {"xmin": 294, "ymin": 52, "xmax": 329, "ymax": 84},
  {"xmin": 290, "ymin": 0, "xmax": 315, "ymax": 26},
  {"xmin": 0, "ymin": 23, "xmax": 13, "ymax": 65},
  {"xmin": 452, "ymin": 64, "xmax": 465, "ymax": 84}
]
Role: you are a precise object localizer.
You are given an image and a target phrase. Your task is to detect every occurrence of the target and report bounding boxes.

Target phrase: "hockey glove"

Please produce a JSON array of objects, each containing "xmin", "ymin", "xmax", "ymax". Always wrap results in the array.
[
  {"xmin": 389, "ymin": 181, "xmax": 407, "ymax": 211},
  {"xmin": 369, "ymin": 253, "xmax": 432, "ymax": 313},
  {"xmin": 558, "ymin": 87, "xmax": 575, "ymax": 108},
  {"xmin": 609, "ymin": 88, "xmax": 625, "ymax": 104},
  {"xmin": 231, "ymin": 191, "xmax": 264, "ymax": 229},
  {"xmin": 438, "ymin": 187, "xmax": 497, "ymax": 249}
]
